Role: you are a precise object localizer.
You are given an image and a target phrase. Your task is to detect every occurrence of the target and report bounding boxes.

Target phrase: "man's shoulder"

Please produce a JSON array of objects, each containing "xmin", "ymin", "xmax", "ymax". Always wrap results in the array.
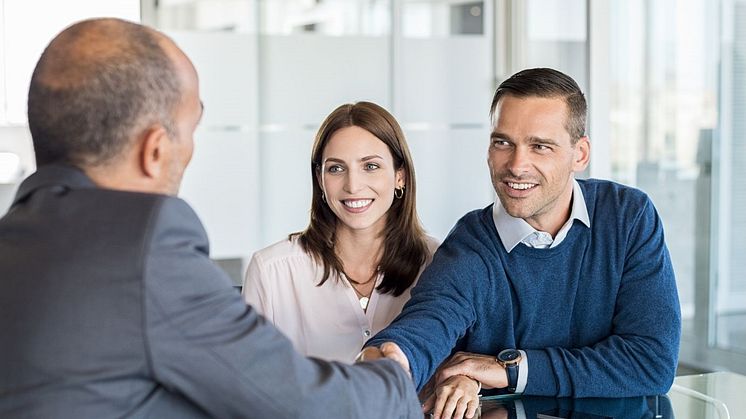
[
  {"xmin": 437, "ymin": 205, "xmax": 498, "ymax": 258},
  {"xmin": 452, "ymin": 205, "xmax": 493, "ymax": 231},
  {"xmin": 579, "ymin": 178, "xmax": 651, "ymax": 210}
]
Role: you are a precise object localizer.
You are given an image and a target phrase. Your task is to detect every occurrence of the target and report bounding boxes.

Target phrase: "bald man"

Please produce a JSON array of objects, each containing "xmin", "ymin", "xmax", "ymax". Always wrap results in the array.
[{"xmin": 0, "ymin": 19, "xmax": 421, "ymax": 418}]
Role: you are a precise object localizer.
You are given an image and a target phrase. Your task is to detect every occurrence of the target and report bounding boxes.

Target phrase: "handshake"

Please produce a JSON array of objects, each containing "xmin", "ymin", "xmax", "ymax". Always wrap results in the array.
[{"xmin": 356, "ymin": 343, "xmax": 510, "ymax": 419}]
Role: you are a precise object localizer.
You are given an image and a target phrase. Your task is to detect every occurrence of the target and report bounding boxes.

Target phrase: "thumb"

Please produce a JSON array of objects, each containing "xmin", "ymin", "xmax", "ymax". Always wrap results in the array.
[{"xmin": 380, "ymin": 342, "xmax": 411, "ymax": 376}]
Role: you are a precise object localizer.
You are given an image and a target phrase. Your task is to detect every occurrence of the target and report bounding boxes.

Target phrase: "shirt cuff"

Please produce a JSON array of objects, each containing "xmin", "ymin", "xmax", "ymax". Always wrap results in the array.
[{"xmin": 515, "ymin": 349, "xmax": 528, "ymax": 394}]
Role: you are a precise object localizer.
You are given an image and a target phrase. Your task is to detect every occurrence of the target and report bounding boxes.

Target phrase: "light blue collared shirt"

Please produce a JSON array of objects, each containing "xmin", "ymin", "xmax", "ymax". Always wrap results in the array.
[
  {"xmin": 492, "ymin": 179, "xmax": 591, "ymax": 253},
  {"xmin": 489, "ymin": 178, "xmax": 591, "ymax": 394}
]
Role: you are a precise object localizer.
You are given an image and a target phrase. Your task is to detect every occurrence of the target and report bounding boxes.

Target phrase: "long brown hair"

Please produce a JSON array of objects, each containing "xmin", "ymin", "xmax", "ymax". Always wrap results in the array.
[{"xmin": 294, "ymin": 101, "xmax": 428, "ymax": 296}]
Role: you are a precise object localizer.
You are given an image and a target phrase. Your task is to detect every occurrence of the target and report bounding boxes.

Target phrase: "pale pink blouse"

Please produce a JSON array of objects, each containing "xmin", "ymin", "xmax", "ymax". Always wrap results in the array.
[{"xmin": 242, "ymin": 236, "xmax": 439, "ymax": 363}]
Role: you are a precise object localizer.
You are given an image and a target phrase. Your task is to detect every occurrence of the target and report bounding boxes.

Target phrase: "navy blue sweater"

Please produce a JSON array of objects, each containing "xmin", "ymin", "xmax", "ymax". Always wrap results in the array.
[{"xmin": 367, "ymin": 179, "xmax": 681, "ymax": 397}]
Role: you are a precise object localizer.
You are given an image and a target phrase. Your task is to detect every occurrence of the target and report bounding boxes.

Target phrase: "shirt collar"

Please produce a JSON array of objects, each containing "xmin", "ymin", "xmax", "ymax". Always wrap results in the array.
[{"xmin": 492, "ymin": 179, "xmax": 590, "ymax": 253}]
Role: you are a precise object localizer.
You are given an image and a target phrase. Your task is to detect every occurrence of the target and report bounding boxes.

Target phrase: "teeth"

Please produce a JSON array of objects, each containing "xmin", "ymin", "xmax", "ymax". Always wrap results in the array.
[
  {"xmin": 344, "ymin": 199, "xmax": 372, "ymax": 208},
  {"xmin": 508, "ymin": 182, "xmax": 536, "ymax": 190}
]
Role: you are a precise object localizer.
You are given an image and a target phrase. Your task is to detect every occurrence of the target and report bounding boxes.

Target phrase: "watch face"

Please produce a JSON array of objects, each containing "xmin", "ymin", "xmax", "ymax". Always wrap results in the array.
[{"xmin": 498, "ymin": 349, "xmax": 521, "ymax": 363}]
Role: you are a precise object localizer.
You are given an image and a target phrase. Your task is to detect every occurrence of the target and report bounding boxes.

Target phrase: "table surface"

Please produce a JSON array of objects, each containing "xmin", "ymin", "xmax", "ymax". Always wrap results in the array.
[
  {"xmin": 473, "ymin": 371, "xmax": 745, "ymax": 419},
  {"xmin": 668, "ymin": 371, "xmax": 746, "ymax": 419}
]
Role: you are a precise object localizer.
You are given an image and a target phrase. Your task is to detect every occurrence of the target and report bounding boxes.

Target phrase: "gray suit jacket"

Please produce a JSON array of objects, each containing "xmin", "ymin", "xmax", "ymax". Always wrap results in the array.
[{"xmin": 0, "ymin": 165, "xmax": 421, "ymax": 418}]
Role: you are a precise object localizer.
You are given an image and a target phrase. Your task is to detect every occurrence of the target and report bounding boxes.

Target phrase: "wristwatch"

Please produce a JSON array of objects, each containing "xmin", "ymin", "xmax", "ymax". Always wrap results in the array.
[{"xmin": 497, "ymin": 349, "xmax": 522, "ymax": 393}]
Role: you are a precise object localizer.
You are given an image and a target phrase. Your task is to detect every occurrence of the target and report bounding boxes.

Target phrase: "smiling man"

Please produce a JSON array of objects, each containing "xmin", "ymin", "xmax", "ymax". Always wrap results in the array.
[{"xmin": 362, "ymin": 68, "xmax": 681, "ymax": 419}]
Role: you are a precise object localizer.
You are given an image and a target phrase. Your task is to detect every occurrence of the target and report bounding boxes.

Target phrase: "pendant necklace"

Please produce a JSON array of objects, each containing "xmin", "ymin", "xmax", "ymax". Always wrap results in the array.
[{"xmin": 345, "ymin": 269, "xmax": 378, "ymax": 310}]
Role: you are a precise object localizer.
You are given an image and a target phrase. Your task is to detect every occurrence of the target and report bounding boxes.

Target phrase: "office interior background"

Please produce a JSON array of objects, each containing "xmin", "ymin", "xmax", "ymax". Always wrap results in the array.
[{"xmin": 0, "ymin": 0, "xmax": 744, "ymax": 376}]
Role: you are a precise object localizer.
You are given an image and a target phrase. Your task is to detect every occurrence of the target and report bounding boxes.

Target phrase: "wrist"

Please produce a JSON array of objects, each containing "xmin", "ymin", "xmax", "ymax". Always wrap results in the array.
[{"xmin": 496, "ymin": 349, "xmax": 522, "ymax": 393}]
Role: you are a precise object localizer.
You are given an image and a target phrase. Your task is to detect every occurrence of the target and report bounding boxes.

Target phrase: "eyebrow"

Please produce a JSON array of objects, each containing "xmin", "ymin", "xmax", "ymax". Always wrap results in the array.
[
  {"xmin": 490, "ymin": 131, "xmax": 559, "ymax": 146},
  {"xmin": 323, "ymin": 155, "xmax": 384, "ymax": 164},
  {"xmin": 527, "ymin": 136, "xmax": 560, "ymax": 146},
  {"xmin": 490, "ymin": 131, "xmax": 510, "ymax": 140}
]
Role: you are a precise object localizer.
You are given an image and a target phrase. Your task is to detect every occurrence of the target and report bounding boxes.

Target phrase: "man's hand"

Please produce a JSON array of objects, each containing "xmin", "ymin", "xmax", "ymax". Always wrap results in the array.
[
  {"xmin": 435, "ymin": 351, "xmax": 507, "ymax": 390},
  {"xmin": 421, "ymin": 375, "xmax": 480, "ymax": 419},
  {"xmin": 355, "ymin": 342, "xmax": 411, "ymax": 377}
]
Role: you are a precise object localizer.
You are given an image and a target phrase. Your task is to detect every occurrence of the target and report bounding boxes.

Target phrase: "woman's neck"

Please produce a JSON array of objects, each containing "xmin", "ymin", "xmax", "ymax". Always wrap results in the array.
[{"xmin": 334, "ymin": 226, "xmax": 384, "ymax": 280}]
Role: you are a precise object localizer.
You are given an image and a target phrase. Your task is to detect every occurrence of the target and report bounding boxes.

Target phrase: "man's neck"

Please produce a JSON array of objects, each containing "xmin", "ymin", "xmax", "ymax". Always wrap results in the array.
[{"xmin": 83, "ymin": 162, "xmax": 165, "ymax": 195}]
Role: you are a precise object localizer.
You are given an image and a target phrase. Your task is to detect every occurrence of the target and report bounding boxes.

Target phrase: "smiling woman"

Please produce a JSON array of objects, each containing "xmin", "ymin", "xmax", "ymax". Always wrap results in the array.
[{"xmin": 242, "ymin": 101, "xmax": 439, "ymax": 362}]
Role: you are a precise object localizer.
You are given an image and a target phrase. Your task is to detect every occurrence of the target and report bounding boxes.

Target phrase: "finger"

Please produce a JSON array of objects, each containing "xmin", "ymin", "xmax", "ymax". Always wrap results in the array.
[
  {"xmin": 440, "ymin": 394, "xmax": 460, "ymax": 419},
  {"xmin": 433, "ymin": 389, "xmax": 449, "ymax": 419},
  {"xmin": 465, "ymin": 399, "xmax": 479, "ymax": 418},
  {"xmin": 421, "ymin": 393, "xmax": 435, "ymax": 414},
  {"xmin": 453, "ymin": 397, "xmax": 469, "ymax": 419}
]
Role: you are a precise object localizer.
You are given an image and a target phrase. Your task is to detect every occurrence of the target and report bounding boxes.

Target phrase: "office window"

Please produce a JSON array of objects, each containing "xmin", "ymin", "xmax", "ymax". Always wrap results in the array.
[
  {"xmin": 608, "ymin": 0, "xmax": 746, "ymax": 370},
  {"xmin": 520, "ymin": 0, "xmax": 588, "ymax": 91}
]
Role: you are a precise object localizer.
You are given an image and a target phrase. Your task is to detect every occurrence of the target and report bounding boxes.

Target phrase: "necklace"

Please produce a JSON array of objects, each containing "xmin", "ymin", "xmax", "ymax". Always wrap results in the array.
[{"xmin": 344, "ymin": 269, "xmax": 378, "ymax": 310}]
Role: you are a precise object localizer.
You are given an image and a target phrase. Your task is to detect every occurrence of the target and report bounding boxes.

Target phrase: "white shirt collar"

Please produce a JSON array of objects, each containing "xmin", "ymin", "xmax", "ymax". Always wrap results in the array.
[{"xmin": 492, "ymin": 179, "xmax": 591, "ymax": 253}]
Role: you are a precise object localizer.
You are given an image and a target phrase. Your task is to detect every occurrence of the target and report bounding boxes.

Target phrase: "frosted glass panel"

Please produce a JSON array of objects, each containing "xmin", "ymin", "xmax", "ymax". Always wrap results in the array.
[
  {"xmin": 261, "ymin": 0, "xmax": 389, "ymax": 35},
  {"xmin": 169, "ymin": 32, "xmax": 258, "ymax": 128},
  {"xmin": 259, "ymin": 35, "xmax": 390, "ymax": 126},
  {"xmin": 180, "ymin": 128, "xmax": 260, "ymax": 259},
  {"xmin": 258, "ymin": 129, "xmax": 315, "ymax": 246},
  {"xmin": 524, "ymin": 0, "xmax": 587, "ymax": 92},
  {"xmin": 170, "ymin": 32, "xmax": 260, "ymax": 259},
  {"xmin": 397, "ymin": 38, "xmax": 491, "ymax": 124},
  {"xmin": 406, "ymin": 128, "xmax": 493, "ymax": 240}
]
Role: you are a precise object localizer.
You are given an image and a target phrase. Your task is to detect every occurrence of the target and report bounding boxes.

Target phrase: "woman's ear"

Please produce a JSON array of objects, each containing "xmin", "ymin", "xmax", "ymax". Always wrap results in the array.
[{"xmin": 396, "ymin": 167, "xmax": 406, "ymax": 189}]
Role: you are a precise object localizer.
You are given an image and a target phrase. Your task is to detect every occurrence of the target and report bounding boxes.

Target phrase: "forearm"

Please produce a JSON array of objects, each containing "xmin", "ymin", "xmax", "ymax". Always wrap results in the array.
[{"xmin": 523, "ymin": 332, "xmax": 679, "ymax": 397}]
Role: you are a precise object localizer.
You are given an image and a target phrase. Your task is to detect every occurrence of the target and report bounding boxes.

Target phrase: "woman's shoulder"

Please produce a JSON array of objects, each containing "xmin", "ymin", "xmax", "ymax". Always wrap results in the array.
[
  {"xmin": 423, "ymin": 234, "xmax": 441, "ymax": 256},
  {"xmin": 250, "ymin": 236, "xmax": 313, "ymax": 267}
]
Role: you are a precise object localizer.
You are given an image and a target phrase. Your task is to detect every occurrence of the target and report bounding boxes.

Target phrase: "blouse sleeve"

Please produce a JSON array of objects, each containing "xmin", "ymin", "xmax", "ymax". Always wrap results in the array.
[{"xmin": 242, "ymin": 253, "xmax": 273, "ymax": 322}]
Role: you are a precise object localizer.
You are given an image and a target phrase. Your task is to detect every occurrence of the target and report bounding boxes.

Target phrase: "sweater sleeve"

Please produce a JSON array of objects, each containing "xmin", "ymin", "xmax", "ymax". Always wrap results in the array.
[
  {"xmin": 366, "ymin": 227, "xmax": 488, "ymax": 390},
  {"xmin": 523, "ymin": 196, "xmax": 681, "ymax": 397}
]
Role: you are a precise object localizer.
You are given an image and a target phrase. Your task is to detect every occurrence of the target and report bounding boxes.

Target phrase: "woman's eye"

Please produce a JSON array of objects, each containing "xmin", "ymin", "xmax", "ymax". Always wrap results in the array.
[
  {"xmin": 327, "ymin": 165, "xmax": 344, "ymax": 173},
  {"xmin": 365, "ymin": 163, "xmax": 380, "ymax": 171}
]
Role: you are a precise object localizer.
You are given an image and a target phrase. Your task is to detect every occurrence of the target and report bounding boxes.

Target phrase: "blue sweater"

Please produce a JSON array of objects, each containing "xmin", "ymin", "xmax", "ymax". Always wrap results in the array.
[{"xmin": 367, "ymin": 179, "xmax": 681, "ymax": 397}]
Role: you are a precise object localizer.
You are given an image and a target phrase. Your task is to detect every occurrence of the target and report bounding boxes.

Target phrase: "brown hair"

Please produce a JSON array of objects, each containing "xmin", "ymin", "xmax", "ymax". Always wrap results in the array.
[
  {"xmin": 294, "ymin": 101, "xmax": 428, "ymax": 296},
  {"xmin": 489, "ymin": 67, "xmax": 587, "ymax": 143}
]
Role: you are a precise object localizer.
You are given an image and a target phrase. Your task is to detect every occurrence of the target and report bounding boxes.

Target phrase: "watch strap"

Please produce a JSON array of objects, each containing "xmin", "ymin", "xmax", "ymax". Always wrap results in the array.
[{"xmin": 505, "ymin": 362, "xmax": 519, "ymax": 392}]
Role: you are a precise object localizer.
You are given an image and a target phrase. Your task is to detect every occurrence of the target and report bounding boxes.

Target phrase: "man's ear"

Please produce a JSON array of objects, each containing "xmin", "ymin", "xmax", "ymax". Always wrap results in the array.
[
  {"xmin": 139, "ymin": 125, "xmax": 170, "ymax": 178},
  {"xmin": 572, "ymin": 136, "xmax": 591, "ymax": 172}
]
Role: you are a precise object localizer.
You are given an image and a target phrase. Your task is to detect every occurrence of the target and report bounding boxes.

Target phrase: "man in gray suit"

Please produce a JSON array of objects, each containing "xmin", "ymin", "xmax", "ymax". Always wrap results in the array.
[{"xmin": 0, "ymin": 18, "xmax": 420, "ymax": 418}]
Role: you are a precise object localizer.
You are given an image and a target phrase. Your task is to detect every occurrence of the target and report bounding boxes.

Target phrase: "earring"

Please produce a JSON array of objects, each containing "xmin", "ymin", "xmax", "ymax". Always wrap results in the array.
[
  {"xmin": 394, "ymin": 186, "xmax": 405, "ymax": 199},
  {"xmin": 321, "ymin": 192, "xmax": 327, "ymax": 203}
]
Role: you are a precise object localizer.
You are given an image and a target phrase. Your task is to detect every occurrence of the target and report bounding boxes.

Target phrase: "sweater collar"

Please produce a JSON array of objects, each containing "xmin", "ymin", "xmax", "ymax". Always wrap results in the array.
[{"xmin": 492, "ymin": 178, "xmax": 590, "ymax": 253}]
